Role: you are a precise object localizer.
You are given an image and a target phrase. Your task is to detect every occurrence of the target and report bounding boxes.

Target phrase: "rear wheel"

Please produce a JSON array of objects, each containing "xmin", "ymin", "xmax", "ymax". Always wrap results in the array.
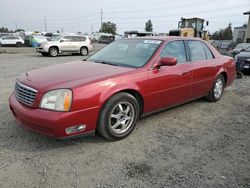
[
  {"xmin": 48, "ymin": 47, "xmax": 58, "ymax": 57},
  {"xmin": 97, "ymin": 92, "xmax": 140, "ymax": 141},
  {"xmin": 206, "ymin": 74, "xmax": 225, "ymax": 102},
  {"xmin": 80, "ymin": 47, "xmax": 88, "ymax": 56},
  {"xmin": 16, "ymin": 42, "xmax": 22, "ymax": 47}
]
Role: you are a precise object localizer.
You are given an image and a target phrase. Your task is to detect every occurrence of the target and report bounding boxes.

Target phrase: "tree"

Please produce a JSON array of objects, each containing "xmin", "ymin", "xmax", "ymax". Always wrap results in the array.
[
  {"xmin": 15, "ymin": 29, "xmax": 25, "ymax": 32},
  {"xmin": 145, "ymin": 19, "xmax": 153, "ymax": 32},
  {"xmin": 211, "ymin": 23, "xmax": 233, "ymax": 40},
  {"xmin": 0, "ymin": 27, "xmax": 10, "ymax": 33},
  {"xmin": 100, "ymin": 21, "xmax": 117, "ymax": 35}
]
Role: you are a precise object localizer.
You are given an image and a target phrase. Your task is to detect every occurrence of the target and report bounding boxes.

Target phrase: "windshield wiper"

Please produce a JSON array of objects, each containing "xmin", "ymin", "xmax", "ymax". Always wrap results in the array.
[{"xmin": 91, "ymin": 59, "xmax": 118, "ymax": 66}]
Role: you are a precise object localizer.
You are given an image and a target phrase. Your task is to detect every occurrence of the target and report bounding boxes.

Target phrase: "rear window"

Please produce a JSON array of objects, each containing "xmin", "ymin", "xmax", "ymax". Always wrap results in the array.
[
  {"xmin": 188, "ymin": 41, "xmax": 207, "ymax": 61},
  {"xmin": 202, "ymin": 43, "xmax": 214, "ymax": 59}
]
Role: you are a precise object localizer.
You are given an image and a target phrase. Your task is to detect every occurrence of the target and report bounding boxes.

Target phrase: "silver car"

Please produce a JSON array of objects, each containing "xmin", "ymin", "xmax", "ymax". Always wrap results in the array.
[{"xmin": 36, "ymin": 35, "xmax": 94, "ymax": 57}]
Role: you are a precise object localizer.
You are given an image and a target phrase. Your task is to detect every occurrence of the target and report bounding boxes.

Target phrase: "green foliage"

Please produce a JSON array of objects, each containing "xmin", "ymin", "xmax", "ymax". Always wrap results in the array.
[
  {"xmin": 0, "ymin": 27, "xmax": 11, "ymax": 33},
  {"xmin": 100, "ymin": 21, "xmax": 117, "ymax": 35},
  {"xmin": 15, "ymin": 29, "xmax": 25, "ymax": 32},
  {"xmin": 211, "ymin": 23, "xmax": 233, "ymax": 40},
  {"xmin": 145, "ymin": 20, "xmax": 153, "ymax": 32}
]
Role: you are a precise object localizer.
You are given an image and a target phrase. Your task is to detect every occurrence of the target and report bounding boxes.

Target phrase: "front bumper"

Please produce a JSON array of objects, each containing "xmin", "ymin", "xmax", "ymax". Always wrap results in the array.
[
  {"xmin": 9, "ymin": 93, "xmax": 99, "ymax": 138},
  {"xmin": 36, "ymin": 47, "xmax": 47, "ymax": 53}
]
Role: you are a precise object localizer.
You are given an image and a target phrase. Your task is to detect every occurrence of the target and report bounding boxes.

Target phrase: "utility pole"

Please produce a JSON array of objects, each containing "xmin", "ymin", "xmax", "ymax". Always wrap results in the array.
[
  {"xmin": 91, "ymin": 26, "xmax": 93, "ymax": 33},
  {"xmin": 100, "ymin": 8, "xmax": 103, "ymax": 32},
  {"xmin": 15, "ymin": 20, "xmax": 17, "ymax": 30},
  {"xmin": 44, "ymin": 17, "xmax": 47, "ymax": 32}
]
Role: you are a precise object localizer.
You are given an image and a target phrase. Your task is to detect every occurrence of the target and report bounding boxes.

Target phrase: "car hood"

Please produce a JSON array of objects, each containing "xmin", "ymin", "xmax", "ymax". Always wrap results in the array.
[
  {"xmin": 237, "ymin": 51, "xmax": 250, "ymax": 59},
  {"xmin": 18, "ymin": 60, "xmax": 134, "ymax": 92}
]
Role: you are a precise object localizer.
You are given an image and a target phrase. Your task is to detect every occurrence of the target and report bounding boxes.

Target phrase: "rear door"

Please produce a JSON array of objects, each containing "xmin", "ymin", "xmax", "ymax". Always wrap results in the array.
[
  {"xmin": 72, "ymin": 36, "xmax": 87, "ymax": 51},
  {"xmin": 186, "ymin": 40, "xmax": 217, "ymax": 98},
  {"xmin": 148, "ymin": 40, "xmax": 192, "ymax": 110}
]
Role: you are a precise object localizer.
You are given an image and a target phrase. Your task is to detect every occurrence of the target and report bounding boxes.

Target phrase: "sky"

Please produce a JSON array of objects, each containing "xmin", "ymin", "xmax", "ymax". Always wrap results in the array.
[{"xmin": 0, "ymin": 0, "xmax": 250, "ymax": 35}]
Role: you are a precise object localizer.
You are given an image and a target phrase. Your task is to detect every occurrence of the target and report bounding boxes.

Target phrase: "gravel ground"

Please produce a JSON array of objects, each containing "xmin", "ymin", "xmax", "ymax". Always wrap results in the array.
[{"xmin": 0, "ymin": 49, "xmax": 249, "ymax": 188}]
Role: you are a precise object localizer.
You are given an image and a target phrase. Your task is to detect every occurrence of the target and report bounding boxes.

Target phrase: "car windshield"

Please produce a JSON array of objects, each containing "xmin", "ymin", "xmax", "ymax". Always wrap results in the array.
[
  {"xmin": 235, "ymin": 43, "xmax": 250, "ymax": 49},
  {"xmin": 87, "ymin": 39, "xmax": 162, "ymax": 68},
  {"xmin": 50, "ymin": 35, "xmax": 62, "ymax": 41},
  {"xmin": 245, "ymin": 46, "xmax": 250, "ymax": 52}
]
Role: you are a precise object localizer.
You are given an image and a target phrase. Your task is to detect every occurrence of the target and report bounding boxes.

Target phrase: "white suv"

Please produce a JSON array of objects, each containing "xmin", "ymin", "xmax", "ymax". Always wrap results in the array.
[
  {"xmin": 0, "ymin": 36, "xmax": 24, "ymax": 47},
  {"xmin": 36, "ymin": 35, "xmax": 94, "ymax": 57}
]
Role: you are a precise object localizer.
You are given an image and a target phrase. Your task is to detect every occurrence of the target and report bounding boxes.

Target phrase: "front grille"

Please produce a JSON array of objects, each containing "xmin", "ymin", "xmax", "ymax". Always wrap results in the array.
[{"xmin": 15, "ymin": 81, "xmax": 37, "ymax": 106}]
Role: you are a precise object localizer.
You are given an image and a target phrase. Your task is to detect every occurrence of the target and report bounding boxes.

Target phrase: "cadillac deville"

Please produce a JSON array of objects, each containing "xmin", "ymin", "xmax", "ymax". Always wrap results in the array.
[{"xmin": 9, "ymin": 37, "xmax": 236, "ymax": 140}]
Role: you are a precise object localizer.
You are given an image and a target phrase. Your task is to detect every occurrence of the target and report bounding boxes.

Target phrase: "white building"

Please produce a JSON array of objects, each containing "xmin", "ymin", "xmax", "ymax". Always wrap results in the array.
[
  {"xmin": 233, "ymin": 25, "xmax": 247, "ymax": 43},
  {"xmin": 243, "ymin": 11, "xmax": 250, "ymax": 43}
]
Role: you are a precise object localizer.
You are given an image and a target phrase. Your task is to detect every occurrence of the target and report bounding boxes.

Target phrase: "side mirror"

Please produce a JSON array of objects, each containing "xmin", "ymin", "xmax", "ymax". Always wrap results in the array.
[
  {"xmin": 60, "ymin": 40, "xmax": 64, "ymax": 43},
  {"xmin": 160, "ymin": 57, "xmax": 177, "ymax": 66},
  {"xmin": 153, "ymin": 57, "xmax": 177, "ymax": 69}
]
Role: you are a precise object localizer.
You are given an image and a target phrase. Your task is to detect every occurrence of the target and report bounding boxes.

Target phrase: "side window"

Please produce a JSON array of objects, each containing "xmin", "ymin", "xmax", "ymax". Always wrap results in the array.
[
  {"xmin": 188, "ymin": 41, "xmax": 207, "ymax": 61},
  {"xmin": 79, "ymin": 37, "xmax": 86, "ymax": 41},
  {"xmin": 160, "ymin": 40, "xmax": 187, "ymax": 63},
  {"xmin": 202, "ymin": 42, "xmax": 214, "ymax": 59},
  {"xmin": 62, "ymin": 36, "xmax": 73, "ymax": 42}
]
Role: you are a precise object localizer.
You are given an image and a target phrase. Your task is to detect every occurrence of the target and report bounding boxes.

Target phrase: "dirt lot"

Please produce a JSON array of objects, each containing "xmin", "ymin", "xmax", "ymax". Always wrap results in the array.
[{"xmin": 0, "ymin": 47, "xmax": 249, "ymax": 188}]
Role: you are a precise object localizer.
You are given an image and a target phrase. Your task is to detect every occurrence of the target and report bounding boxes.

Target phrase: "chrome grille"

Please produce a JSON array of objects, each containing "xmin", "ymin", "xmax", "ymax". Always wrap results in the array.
[{"xmin": 15, "ymin": 81, "xmax": 37, "ymax": 106}]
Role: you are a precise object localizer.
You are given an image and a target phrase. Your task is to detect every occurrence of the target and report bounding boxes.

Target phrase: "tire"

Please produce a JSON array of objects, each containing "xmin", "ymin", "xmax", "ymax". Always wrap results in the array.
[
  {"xmin": 97, "ymin": 92, "xmax": 140, "ymax": 141},
  {"xmin": 41, "ymin": 52, "xmax": 48, "ymax": 56},
  {"xmin": 80, "ymin": 47, "xmax": 88, "ymax": 56},
  {"xmin": 48, "ymin": 47, "xmax": 58, "ymax": 57},
  {"xmin": 16, "ymin": 42, "xmax": 22, "ymax": 47},
  {"xmin": 205, "ymin": 74, "xmax": 225, "ymax": 102}
]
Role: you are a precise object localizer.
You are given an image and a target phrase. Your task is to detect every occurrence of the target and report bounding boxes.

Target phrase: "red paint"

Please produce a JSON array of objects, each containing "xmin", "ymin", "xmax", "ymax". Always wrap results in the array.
[{"xmin": 9, "ymin": 37, "xmax": 236, "ymax": 138}]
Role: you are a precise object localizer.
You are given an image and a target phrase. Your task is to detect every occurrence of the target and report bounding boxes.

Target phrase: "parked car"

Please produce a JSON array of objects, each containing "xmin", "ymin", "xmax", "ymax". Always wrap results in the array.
[
  {"xmin": 0, "ymin": 36, "xmax": 24, "ymax": 47},
  {"xmin": 98, "ymin": 35, "xmax": 114, "ymax": 44},
  {"xmin": 9, "ymin": 37, "xmax": 235, "ymax": 140},
  {"xmin": 36, "ymin": 35, "xmax": 93, "ymax": 57},
  {"xmin": 235, "ymin": 46, "xmax": 250, "ymax": 72},
  {"xmin": 230, "ymin": 43, "xmax": 250, "ymax": 56}
]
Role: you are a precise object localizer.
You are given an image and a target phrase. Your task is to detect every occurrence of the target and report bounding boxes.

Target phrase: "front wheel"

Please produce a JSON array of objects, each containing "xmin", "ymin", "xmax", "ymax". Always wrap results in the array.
[
  {"xmin": 97, "ymin": 92, "xmax": 140, "ymax": 141},
  {"xmin": 48, "ymin": 47, "xmax": 58, "ymax": 57},
  {"xmin": 206, "ymin": 74, "xmax": 225, "ymax": 102}
]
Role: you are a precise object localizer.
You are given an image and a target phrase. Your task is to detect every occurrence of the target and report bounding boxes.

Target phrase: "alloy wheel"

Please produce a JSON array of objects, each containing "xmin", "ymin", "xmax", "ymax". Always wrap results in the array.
[{"xmin": 109, "ymin": 101, "xmax": 135, "ymax": 135}]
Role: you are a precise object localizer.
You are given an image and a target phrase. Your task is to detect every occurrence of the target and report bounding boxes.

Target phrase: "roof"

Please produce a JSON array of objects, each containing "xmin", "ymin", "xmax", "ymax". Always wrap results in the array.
[
  {"xmin": 243, "ymin": 11, "xmax": 250, "ymax": 15},
  {"xmin": 124, "ymin": 36, "xmax": 204, "ymax": 41}
]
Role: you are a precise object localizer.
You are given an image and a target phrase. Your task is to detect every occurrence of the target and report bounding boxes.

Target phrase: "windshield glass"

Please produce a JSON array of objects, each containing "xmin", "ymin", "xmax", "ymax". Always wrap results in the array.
[
  {"xmin": 51, "ymin": 35, "xmax": 62, "ymax": 41},
  {"xmin": 245, "ymin": 47, "xmax": 250, "ymax": 52},
  {"xmin": 87, "ymin": 39, "xmax": 162, "ymax": 68}
]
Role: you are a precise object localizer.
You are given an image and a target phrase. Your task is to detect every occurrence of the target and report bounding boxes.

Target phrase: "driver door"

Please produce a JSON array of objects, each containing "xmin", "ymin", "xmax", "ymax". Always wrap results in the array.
[{"xmin": 148, "ymin": 40, "xmax": 192, "ymax": 110}]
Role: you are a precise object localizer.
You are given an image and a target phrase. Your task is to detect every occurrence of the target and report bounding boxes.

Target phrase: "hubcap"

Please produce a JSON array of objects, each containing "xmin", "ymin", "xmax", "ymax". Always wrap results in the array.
[
  {"xmin": 81, "ymin": 48, "xmax": 87, "ymax": 55},
  {"xmin": 214, "ymin": 78, "xmax": 223, "ymax": 99},
  {"xmin": 50, "ymin": 48, "xmax": 57, "ymax": 56},
  {"xmin": 109, "ymin": 101, "xmax": 135, "ymax": 134}
]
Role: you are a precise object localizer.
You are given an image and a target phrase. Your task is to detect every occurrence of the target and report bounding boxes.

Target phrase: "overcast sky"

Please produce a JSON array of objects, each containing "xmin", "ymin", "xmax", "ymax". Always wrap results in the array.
[{"xmin": 0, "ymin": 0, "xmax": 249, "ymax": 34}]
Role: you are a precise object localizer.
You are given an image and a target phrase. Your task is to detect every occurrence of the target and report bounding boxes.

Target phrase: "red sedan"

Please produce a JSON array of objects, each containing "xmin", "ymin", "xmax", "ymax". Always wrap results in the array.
[{"xmin": 9, "ymin": 37, "xmax": 236, "ymax": 140}]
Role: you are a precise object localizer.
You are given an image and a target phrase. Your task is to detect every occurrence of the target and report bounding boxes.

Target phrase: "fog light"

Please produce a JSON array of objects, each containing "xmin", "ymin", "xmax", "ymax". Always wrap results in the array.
[{"xmin": 65, "ymin": 124, "xmax": 86, "ymax": 135}]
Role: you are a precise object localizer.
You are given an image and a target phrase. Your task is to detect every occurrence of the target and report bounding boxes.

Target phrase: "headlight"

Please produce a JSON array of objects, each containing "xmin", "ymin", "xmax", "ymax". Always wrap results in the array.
[{"xmin": 40, "ymin": 89, "xmax": 72, "ymax": 111}]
